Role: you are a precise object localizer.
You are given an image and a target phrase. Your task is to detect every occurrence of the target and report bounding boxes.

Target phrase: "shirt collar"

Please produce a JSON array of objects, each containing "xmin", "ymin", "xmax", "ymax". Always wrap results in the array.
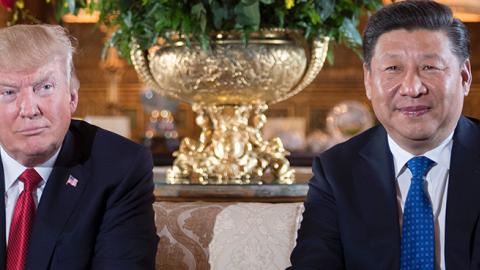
[
  {"xmin": 1, "ymin": 146, "xmax": 61, "ymax": 190},
  {"xmin": 388, "ymin": 132, "xmax": 454, "ymax": 177}
]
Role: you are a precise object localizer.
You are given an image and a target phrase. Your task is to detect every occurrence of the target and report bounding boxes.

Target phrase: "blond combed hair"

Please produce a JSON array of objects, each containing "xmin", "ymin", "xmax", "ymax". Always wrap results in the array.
[{"xmin": 0, "ymin": 24, "xmax": 78, "ymax": 84}]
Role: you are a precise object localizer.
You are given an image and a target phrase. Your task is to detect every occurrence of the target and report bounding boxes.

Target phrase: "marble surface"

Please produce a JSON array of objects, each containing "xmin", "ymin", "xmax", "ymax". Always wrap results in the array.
[{"xmin": 154, "ymin": 167, "xmax": 311, "ymax": 202}]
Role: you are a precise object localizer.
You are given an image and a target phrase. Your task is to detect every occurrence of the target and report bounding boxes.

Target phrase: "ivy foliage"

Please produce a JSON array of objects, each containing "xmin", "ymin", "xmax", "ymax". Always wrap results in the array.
[{"xmin": 12, "ymin": 0, "xmax": 383, "ymax": 62}]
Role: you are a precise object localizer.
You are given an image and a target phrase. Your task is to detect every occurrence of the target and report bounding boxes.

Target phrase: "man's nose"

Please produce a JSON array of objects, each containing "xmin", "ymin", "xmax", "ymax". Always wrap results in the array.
[
  {"xmin": 18, "ymin": 90, "xmax": 41, "ymax": 118},
  {"xmin": 399, "ymin": 68, "xmax": 427, "ymax": 97}
]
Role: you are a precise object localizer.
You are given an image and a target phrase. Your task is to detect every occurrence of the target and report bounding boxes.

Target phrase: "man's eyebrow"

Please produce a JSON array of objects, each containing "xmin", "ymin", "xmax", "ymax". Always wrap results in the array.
[
  {"xmin": 0, "ymin": 82, "xmax": 18, "ymax": 88},
  {"xmin": 0, "ymin": 72, "xmax": 56, "ymax": 88},
  {"xmin": 420, "ymin": 53, "xmax": 444, "ymax": 60},
  {"xmin": 33, "ymin": 77, "xmax": 54, "ymax": 87},
  {"xmin": 34, "ymin": 71, "xmax": 55, "ymax": 84},
  {"xmin": 378, "ymin": 52, "xmax": 404, "ymax": 60}
]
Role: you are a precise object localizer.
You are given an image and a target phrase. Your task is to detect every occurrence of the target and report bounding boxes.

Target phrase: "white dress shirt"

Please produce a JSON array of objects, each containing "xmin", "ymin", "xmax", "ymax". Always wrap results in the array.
[
  {"xmin": 1, "ymin": 146, "xmax": 59, "ymax": 243},
  {"xmin": 388, "ymin": 133, "xmax": 453, "ymax": 270}
]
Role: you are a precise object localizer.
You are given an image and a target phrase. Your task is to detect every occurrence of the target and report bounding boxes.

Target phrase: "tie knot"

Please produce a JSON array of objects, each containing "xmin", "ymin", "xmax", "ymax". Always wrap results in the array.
[
  {"xmin": 18, "ymin": 168, "xmax": 42, "ymax": 192},
  {"xmin": 407, "ymin": 156, "xmax": 435, "ymax": 179}
]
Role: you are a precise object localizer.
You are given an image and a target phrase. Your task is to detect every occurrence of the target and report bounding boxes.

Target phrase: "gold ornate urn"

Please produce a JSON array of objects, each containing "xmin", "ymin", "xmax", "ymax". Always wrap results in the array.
[{"xmin": 131, "ymin": 29, "xmax": 328, "ymax": 184}]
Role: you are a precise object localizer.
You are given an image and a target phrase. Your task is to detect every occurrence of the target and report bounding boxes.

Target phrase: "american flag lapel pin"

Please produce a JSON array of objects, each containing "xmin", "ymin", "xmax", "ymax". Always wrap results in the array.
[{"xmin": 66, "ymin": 175, "xmax": 78, "ymax": 187}]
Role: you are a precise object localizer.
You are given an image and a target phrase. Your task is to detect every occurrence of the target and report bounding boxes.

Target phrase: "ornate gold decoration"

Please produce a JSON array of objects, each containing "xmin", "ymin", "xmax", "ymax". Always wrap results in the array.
[{"xmin": 131, "ymin": 29, "xmax": 328, "ymax": 184}]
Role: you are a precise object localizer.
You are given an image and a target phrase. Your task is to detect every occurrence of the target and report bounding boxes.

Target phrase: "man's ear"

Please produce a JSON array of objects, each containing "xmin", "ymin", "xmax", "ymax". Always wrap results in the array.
[
  {"xmin": 461, "ymin": 59, "xmax": 472, "ymax": 96},
  {"xmin": 69, "ymin": 74, "xmax": 79, "ymax": 113},
  {"xmin": 363, "ymin": 63, "xmax": 372, "ymax": 100}
]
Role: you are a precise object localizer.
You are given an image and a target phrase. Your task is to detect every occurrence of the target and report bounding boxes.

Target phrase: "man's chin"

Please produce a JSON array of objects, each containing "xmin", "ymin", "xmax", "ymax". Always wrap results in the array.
[
  {"xmin": 388, "ymin": 127, "xmax": 437, "ymax": 144},
  {"xmin": 399, "ymin": 129, "xmax": 436, "ymax": 141},
  {"xmin": 15, "ymin": 147, "xmax": 57, "ymax": 166}
]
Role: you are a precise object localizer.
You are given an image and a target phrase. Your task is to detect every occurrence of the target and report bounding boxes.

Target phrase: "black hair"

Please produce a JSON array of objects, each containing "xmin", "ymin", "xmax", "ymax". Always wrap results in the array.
[{"xmin": 363, "ymin": 0, "xmax": 470, "ymax": 67}]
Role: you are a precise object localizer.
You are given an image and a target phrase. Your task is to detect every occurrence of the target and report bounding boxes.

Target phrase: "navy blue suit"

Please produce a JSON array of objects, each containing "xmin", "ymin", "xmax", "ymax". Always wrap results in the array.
[
  {"xmin": 0, "ymin": 120, "xmax": 158, "ymax": 269},
  {"xmin": 289, "ymin": 116, "xmax": 480, "ymax": 269}
]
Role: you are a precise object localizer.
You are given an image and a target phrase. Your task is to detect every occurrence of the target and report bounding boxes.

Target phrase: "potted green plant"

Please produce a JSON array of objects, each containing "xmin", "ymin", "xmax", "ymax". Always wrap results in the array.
[{"xmin": 4, "ymin": 0, "xmax": 381, "ymax": 61}]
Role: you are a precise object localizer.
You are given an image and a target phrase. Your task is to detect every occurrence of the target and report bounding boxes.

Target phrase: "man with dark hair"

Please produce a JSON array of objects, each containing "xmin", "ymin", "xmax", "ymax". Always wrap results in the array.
[
  {"xmin": 289, "ymin": 1, "xmax": 474, "ymax": 269},
  {"xmin": 0, "ymin": 24, "xmax": 158, "ymax": 269}
]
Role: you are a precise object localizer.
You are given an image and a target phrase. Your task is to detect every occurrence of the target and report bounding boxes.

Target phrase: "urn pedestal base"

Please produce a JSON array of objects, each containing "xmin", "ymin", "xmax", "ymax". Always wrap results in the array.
[{"xmin": 166, "ymin": 103, "xmax": 295, "ymax": 184}]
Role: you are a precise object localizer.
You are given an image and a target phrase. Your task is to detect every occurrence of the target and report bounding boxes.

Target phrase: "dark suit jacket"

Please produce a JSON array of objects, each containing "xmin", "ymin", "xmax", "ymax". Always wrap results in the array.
[
  {"xmin": 0, "ymin": 120, "xmax": 158, "ymax": 269},
  {"xmin": 289, "ymin": 116, "xmax": 480, "ymax": 270}
]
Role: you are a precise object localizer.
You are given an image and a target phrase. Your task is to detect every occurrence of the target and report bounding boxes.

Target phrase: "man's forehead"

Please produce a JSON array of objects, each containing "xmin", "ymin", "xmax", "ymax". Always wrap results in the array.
[
  {"xmin": 377, "ymin": 28, "xmax": 446, "ymax": 43},
  {"xmin": 373, "ymin": 29, "xmax": 452, "ymax": 57},
  {"xmin": 0, "ymin": 54, "xmax": 67, "ymax": 72},
  {"xmin": 0, "ymin": 68, "xmax": 58, "ymax": 85},
  {"xmin": 377, "ymin": 51, "xmax": 445, "ymax": 60}
]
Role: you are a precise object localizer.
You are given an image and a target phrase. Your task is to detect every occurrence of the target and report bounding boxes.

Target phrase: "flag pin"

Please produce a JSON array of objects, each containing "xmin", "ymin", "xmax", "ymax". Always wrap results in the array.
[{"xmin": 66, "ymin": 175, "xmax": 78, "ymax": 187}]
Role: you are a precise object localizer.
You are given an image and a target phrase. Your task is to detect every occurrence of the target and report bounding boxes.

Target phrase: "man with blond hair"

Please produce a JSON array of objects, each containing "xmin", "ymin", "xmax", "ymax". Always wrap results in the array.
[{"xmin": 0, "ymin": 24, "xmax": 158, "ymax": 269}]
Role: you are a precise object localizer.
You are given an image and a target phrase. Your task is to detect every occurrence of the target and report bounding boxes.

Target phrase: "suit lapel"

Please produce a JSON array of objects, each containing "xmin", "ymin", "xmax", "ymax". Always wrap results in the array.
[
  {"xmin": 445, "ymin": 116, "xmax": 480, "ymax": 268},
  {"xmin": 356, "ymin": 126, "xmax": 401, "ymax": 268},
  {"xmin": 0, "ymin": 160, "xmax": 6, "ymax": 268},
  {"xmin": 26, "ymin": 130, "xmax": 90, "ymax": 269}
]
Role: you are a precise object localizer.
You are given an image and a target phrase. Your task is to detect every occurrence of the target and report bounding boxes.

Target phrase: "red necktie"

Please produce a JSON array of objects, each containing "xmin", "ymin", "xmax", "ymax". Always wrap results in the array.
[{"xmin": 6, "ymin": 168, "xmax": 42, "ymax": 270}]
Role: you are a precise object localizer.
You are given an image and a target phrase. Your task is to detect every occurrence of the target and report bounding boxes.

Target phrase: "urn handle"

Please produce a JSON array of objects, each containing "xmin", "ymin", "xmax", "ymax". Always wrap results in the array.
[
  {"xmin": 130, "ymin": 40, "xmax": 181, "ymax": 100},
  {"xmin": 272, "ymin": 36, "xmax": 329, "ymax": 104}
]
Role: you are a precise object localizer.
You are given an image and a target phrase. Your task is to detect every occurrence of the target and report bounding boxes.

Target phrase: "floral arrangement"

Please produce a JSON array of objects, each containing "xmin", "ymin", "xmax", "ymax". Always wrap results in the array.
[{"xmin": 1, "ymin": 0, "xmax": 382, "ymax": 62}]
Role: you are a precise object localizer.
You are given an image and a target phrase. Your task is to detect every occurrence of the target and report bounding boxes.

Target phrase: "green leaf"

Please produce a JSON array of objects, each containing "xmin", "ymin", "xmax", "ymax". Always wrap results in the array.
[
  {"xmin": 241, "ymin": 0, "xmax": 258, "ymax": 5},
  {"xmin": 234, "ymin": 0, "xmax": 260, "ymax": 29},
  {"xmin": 54, "ymin": 0, "xmax": 64, "ymax": 22},
  {"xmin": 67, "ymin": 0, "xmax": 75, "ymax": 14},
  {"xmin": 317, "ymin": 0, "xmax": 335, "ymax": 21},
  {"xmin": 123, "ymin": 11, "xmax": 133, "ymax": 28},
  {"xmin": 275, "ymin": 8, "xmax": 285, "ymax": 28},
  {"xmin": 172, "ymin": 8, "xmax": 183, "ymax": 30},
  {"xmin": 326, "ymin": 45, "xmax": 334, "ymax": 65},
  {"xmin": 339, "ymin": 17, "xmax": 362, "ymax": 46},
  {"xmin": 192, "ymin": 3, "xmax": 207, "ymax": 32},
  {"xmin": 198, "ymin": 34, "xmax": 210, "ymax": 51},
  {"xmin": 192, "ymin": 3, "xmax": 205, "ymax": 18},
  {"xmin": 181, "ymin": 14, "xmax": 191, "ymax": 37},
  {"xmin": 307, "ymin": 8, "xmax": 321, "ymax": 25},
  {"xmin": 119, "ymin": 0, "xmax": 133, "ymax": 12},
  {"xmin": 365, "ymin": 0, "xmax": 383, "ymax": 11},
  {"xmin": 259, "ymin": 0, "xmax": 274, "ymax": 4},
  {"xmin": 211, "ymin": 1, "xmax": 226, "ymax": 29}
]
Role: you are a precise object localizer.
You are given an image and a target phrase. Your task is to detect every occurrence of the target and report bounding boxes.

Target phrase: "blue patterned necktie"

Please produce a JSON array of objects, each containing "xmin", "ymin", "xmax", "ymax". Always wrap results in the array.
[{"xmin": 400, "ymin": 156, "xmax": 436, "ymax": 270}]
